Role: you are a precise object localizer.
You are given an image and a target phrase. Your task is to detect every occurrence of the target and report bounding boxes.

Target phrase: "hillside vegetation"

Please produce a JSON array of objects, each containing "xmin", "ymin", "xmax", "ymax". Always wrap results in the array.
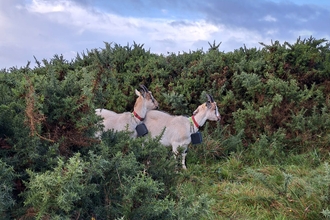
[{"xmin": 1, "ymin": 37, "xmax": 330, "ymax": 219}]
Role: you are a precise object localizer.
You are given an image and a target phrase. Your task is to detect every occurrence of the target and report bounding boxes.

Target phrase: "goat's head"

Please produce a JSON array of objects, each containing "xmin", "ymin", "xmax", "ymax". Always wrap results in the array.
[
  {"xmin": 135, "ymin": 85, "xmax": 159, "ymax": 110},
  {"xmin": 193, "ymin": 94, "xmax": 221, "ymax": 121}
]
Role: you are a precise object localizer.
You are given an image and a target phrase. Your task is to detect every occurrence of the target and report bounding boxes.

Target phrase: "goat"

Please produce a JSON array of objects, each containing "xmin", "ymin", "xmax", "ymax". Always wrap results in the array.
[
  {"xmin": 143, "ymin": 94, "xmax": 220, "ymax": 169},
  {"xmin": 95, "ymin": 85, "xmax": 159, "ymax": 137}
]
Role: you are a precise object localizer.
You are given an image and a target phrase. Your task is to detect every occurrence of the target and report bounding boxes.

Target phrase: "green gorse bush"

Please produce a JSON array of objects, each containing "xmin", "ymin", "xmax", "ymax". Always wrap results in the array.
[{"xmin": 1, "ymin": 37, "xmax": 330, "ymax": 219}]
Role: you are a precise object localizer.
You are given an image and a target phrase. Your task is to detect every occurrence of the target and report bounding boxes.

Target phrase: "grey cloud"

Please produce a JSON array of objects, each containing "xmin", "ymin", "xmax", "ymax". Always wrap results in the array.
[
  {"xmin": 1, "ymin": 0, "xmax": 329, "ymax": 69},
  {"xmin": 90, "ymin": 0, "xmax": 329, "ymax": 39},
  {"xmin": 170, "ymin": 20, "xmax": 191, "ymax": 27},
  {"xmin": 196, "ymin": 0, "xmax": 330, "ymax": 38},
  {"xmin": 155, "ymin": 38, "xmax": 176, "ymax": 47}
]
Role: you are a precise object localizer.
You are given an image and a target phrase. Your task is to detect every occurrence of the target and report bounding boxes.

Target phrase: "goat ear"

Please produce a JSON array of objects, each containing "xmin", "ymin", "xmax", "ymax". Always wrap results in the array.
[
  {"xmin": 135, "ymin": 89, "xmax": 141, "ymax": 97},
  {"xmin": 206, "ymin": 101, "xmax": 212, "ymax": 109},
  {"xmin": 193, "ymin": 108, "xmax": 199, "ymax": 115}
]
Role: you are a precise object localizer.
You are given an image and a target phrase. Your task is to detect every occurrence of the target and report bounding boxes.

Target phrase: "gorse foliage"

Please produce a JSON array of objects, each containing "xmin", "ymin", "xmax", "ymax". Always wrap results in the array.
[
  {"xmin": 24, "ymin": 154, "xmax": 96, "ymax": 219},
  {"xmin": 0, "ymin": 160, "xmax": 16, "ymax": 217},
  {"xmin": 1, "ymin": 37, "xmax": 330, "ymax": 219}
]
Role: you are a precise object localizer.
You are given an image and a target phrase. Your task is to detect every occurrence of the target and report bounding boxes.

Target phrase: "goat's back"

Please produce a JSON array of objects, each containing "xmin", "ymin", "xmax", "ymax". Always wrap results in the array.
[
  {"xmin": 144, "ymin": 110, "xmax": 192, "ymax": 146},
  {"xmin": 95, "ymin": 108, "xmax": 136, "ymax": 133},
  {"xmin": 95, "ymin": 108, "xmax": 116, "ymax": 118}
]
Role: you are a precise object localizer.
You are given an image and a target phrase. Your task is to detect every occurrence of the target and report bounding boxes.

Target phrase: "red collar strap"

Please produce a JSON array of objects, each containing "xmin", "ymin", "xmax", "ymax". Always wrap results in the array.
[
  {"xmin": 133, "ymin": 111, "xmax": 144, "ymax": 121},
  {"xmin": 191, "ymin": 115, "xmax": 199, "ymax": 128}
]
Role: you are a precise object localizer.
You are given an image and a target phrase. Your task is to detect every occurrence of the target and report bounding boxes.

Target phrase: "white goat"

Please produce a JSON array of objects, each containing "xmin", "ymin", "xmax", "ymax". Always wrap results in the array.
[
  {"xmin": 144, "ymin": 94, "xmax": 221, "ymax": 169},
  {"xmin": 95, "ymin": 85, "xmax": 159, "ymax": 137}
]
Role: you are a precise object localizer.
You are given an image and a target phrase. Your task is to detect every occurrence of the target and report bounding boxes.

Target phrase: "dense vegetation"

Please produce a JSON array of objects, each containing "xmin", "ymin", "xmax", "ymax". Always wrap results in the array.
[{"xmin": 1, "ymin": 37, "xmax": 330, "ymax": 219}]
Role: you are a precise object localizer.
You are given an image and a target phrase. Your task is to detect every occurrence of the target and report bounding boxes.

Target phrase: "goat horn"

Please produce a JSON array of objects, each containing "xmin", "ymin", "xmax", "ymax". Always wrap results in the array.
[
  {"xmin": 139, "ymin": 84, "xmax": 149, "ymax": 93},
  {"xmin": 206, "ymin": 94, "xmax": 214, "ymax": 102}
]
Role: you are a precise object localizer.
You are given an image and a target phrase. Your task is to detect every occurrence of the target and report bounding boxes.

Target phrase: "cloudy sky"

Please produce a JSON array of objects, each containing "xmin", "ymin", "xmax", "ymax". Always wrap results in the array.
[{"xmin": 1, "ymin": 0, "xmax": 329, "ymax": 69}]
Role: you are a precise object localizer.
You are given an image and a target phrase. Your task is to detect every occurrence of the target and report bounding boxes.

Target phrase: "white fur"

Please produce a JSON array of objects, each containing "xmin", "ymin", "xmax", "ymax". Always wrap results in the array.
[
  {"xmin": 96, "ymin": 89, "xmax": 158, "ymax": 137},
  {"xmin": 144, "ymin": 97, "xmax": 220, "ymax": 169}
]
